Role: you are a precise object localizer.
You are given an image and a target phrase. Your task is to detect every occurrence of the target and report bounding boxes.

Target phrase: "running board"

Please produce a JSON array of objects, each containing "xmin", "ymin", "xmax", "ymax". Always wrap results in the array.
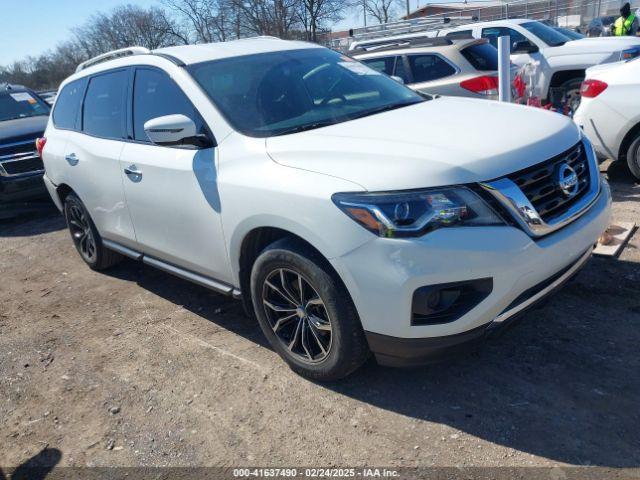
[{"xmin": 102, "ymin": 239, "xmax": 241, "ymax": 298}]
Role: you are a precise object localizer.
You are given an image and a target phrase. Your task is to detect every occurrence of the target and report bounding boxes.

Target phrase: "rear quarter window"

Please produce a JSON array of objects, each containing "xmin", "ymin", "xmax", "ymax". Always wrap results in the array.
[
  {"xmin": 460, "ymin": 43, "xmax": 499, "ymax": 71},
  {"xmin": 52, "ymin": 78, "xmax": 86, "ymax": 130}
]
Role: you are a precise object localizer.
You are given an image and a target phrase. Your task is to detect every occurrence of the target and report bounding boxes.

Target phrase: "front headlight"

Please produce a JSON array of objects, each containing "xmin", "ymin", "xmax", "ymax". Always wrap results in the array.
[{"xmin": 332, "ymin": 187, "xmax": 504, "ymax": 238}]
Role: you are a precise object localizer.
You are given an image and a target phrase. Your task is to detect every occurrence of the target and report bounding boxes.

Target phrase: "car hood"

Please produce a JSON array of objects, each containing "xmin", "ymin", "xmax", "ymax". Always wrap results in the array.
[
  {"xmin": 0, "ymin": 116, "xmax": 49, "ymax": 145},
  {"xmin": 544, "ymin": 36, "xmax": 640, "ymax": 57},
  {"xmin": 266, "ymin": 97, "xmax": 580, "ymax": 191}
]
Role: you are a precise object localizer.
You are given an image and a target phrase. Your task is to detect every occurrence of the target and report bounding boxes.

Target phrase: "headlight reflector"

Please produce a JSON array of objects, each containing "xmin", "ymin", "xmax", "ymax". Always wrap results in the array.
[{"xmin": 332, "ymin": 187, "xmax": 504, "ymax": 237}]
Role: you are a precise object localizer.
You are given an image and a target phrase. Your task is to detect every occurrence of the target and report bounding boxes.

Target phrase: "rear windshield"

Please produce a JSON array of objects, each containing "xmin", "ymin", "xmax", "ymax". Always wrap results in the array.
[
  {"xmin": 460, "ymin": 43, "xmax": 499, "ymax": 71},
  {"xmin": 0, "ymin": 91, "xmax": 50, "ymax": 122}
]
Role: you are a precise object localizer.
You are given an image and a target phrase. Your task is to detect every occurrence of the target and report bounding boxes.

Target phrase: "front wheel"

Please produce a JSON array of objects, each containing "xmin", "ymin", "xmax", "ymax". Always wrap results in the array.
[
  {"xmin": 64, "ymin": 193, "xmax": 122, "ymax": 270},
  {"xmin": 625, "ymin": 133, "xmax": 640, "ymax": 180},
  {"xmin": 250, "ymin": 238, "xmax": 369, "ymax": 381}
]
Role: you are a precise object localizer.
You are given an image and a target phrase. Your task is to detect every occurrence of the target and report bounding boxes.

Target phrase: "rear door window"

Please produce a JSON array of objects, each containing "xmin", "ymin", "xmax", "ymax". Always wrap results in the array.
[
  {"xmin": 52, "ymin": 79, "xmax": 86, "ymax": 130},
  {"xmin": 460, "ymin": 43, "xmax": 499, "ymax": 71},
  {"xmin": 132, "ymin": 68, "xmax": 205, "ymax": 143},
  {"xmin": 82, "ymin": 70, "xmax": 127, "ymax": 140},
  {"xmin": 407, "ymin": 55, "xmax": 457, "ymax": 83}
]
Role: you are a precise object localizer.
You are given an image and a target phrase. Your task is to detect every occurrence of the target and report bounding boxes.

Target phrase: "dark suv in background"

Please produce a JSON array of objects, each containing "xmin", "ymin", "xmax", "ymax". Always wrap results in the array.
[{"xmin": 0, "ymin": 83, "xmax": 51, "ymax": 218}]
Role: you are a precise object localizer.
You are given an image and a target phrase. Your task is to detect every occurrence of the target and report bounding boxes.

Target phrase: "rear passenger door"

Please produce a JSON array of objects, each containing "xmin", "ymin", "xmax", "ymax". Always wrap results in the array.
[
  {"xmin": 118, "ymin": 67, "xmax": 229, "ymax": 282},
  {"xmin": 405, "ymin": 54, "xmax": 458, "ymax": 96},
  {"xmin": 63, "ymin": 69, "xmax": 138, "ymax": 248}
]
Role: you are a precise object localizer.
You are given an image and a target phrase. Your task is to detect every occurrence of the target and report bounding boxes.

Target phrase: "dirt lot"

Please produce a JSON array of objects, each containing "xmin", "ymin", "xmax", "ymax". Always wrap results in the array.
[{"xmin": 1, "ymin": 161, "xmax": 639, "ymax": 473}]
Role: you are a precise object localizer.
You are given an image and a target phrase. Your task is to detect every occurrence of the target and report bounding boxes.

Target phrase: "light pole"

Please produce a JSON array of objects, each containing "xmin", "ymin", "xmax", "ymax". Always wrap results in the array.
[
  {"xmin": 406, "ymin": 0, "xmax": 411, "ymax": 17},
  {"xmin": 363, "ymin": 0, "xmax": 367, "ymax": 27}
]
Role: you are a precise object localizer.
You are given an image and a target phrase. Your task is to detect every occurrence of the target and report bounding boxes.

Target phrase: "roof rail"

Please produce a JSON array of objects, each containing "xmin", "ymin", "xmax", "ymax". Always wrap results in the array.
[
  {"xmin": 351, "ymin": 37, "xmax": 453, "ymax": 53},
  {"xmin": 76, "ymin": 47, "xmax": 151, "ymax": 73}
]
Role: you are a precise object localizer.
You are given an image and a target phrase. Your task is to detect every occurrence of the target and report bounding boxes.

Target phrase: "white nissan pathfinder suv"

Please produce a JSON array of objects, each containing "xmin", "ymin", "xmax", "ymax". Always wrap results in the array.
[{"xmin": 41, "ymin": 38, "xmax": 611, "ymax": 380}]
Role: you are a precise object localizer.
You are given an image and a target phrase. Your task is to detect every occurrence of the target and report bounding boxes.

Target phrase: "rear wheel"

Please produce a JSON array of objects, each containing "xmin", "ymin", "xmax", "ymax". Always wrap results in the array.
[
  {"xmin": 626, "ymin": 133, "xmax": 640, "ymax": 180},
  {"xmin": 250, "ymin": 238, "xmax": 369, "ymax": 381},
  {"xmin": 64, "ymin": 193, "xmax": 122, "ymax": 270},
  {"xmin": 560, "ymin": 77, "xmax": 583, "ymax": 114}
]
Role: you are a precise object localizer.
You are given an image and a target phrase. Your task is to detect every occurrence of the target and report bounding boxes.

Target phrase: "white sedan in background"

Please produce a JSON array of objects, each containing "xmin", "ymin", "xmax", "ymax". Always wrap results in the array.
[{"xmin": 574, "ymin": 58, "xmax": 640, "ymax": 179}]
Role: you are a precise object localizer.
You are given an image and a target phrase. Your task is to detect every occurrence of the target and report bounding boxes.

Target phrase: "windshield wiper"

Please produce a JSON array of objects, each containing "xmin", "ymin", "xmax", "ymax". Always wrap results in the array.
[
  {"xmin": 348, "ymin": 100, "xmax": 422, "ymax": 121},
  {"xmin": 273, "ymin": 119, "xmax": 339, "ymax": 136}
]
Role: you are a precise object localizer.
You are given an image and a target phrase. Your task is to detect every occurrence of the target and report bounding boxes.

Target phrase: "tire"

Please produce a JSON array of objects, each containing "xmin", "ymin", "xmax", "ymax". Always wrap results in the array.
[
  {"xmin": 559, "ymin": 77, "xmax": 584, "ymax": 115},
  {"xmin": 625, "ymin": 133, "xmax": 640, "ymax": 180},
  {"xmin": 250, "ymin": 238, "xmax": 369, "ymax": 381},
  {"xmin": 63, "ymin": 193, "xmax": 122, "ymax": 270}
]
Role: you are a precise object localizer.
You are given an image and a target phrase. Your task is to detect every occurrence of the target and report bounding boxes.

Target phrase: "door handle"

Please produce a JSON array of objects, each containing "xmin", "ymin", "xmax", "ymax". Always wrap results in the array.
[
  {"xmin": 65, "ymin": 153, "xmax": 79, "ymax": 166},
  {"xmin": 124, "ymin": 165, "xmax": 143, "ymax": 177}
]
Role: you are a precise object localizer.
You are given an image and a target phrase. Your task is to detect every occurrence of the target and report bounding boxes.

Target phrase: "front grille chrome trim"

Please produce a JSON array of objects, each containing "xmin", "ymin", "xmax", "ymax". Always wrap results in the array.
[{"xmin": 480, "ymin": 138, "xmax": 601, "ymax": 238}]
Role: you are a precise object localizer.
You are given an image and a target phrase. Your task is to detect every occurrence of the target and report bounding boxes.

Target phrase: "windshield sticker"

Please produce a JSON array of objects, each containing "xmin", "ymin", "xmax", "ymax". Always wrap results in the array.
[
  {"xmin": 338, "ymin": 62, "xmax": 380, "ymax": 76},
  {"xmin": 10, "ymin": 92, "xmax": 37, "ymax": 104}
]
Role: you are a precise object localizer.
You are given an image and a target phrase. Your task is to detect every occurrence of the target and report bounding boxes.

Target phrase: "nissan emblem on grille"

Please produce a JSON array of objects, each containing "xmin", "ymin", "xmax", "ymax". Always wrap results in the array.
[{"xmin": 556, "ymin": 163, "xmax": 579, "ymax": 197}]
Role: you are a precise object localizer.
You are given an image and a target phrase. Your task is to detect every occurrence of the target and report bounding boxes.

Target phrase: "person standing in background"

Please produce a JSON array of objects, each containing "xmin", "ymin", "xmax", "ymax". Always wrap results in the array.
[{"xmin": 612, "ymin": 3, "xmax": 639, "ymax": 36}]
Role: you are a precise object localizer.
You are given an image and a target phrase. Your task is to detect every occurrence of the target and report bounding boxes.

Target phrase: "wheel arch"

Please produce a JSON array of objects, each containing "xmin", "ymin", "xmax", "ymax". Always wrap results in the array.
[
  {"xmin": 56, "ymin": 183, "xmax": 75, "ymax": 205},
  {"xmin": 236, "ymin": 226, "xmax": 353, "ymax": 319},
  {"xmin": 549, "ymin": 69, "xmax": 585, "ymax": 89},
  {"xmin": 618, "ymin": 120, "xmax": 640, "ymax": 162}
]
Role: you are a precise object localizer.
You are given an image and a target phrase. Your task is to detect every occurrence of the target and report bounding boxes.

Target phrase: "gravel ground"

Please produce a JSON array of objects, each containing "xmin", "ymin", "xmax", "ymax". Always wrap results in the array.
[{"xmin": 0, "ymin": 161, "xmax": 638, "ymax": 473}]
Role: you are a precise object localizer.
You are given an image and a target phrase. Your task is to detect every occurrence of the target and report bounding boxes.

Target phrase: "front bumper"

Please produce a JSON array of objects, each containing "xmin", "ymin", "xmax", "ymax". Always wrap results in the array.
[
  {"xmin": 0, "ymin": 172, "xmax": 49, "ymax": 218},
  {"xmin": 330, "ymin": 180, "xmax": 611, "ymax": 366}
]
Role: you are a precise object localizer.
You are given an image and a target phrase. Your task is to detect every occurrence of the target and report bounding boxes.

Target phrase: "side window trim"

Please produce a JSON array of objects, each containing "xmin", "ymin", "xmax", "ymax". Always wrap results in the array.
[
  {"xmin": 398, "ymin": 55, "xmax": 413, "ymax": 84},
  {"xmin": 129, "ymin": 65, "xmax": 216, "ymax": 148},
  {"xmin": 80, "ymin": 67, "xmax": 130, "ymax": 141}
]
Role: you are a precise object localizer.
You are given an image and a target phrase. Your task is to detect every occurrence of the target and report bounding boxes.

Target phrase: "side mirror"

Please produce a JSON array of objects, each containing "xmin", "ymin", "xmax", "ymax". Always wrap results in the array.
[
  {"xmin": 390, "ymin": 75, "xmax": 405, "ymax": 84},
  {"xmin": 144, "ymin": 114, "xmax": 213, "ymax": 149},
  {"xmin": 512, "ymin": 40, "xmax": 539, "ymax": 54}
]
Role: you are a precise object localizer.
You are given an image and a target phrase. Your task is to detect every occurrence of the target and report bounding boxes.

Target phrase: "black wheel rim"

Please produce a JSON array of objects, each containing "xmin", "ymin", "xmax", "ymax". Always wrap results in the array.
[
  {"xmin": 261, "ymin": 268, "xmax": 332, "ymax": 364},
  {"xmin": 68, "ymin": 203, "xmax": 97, "ymax": 263}
]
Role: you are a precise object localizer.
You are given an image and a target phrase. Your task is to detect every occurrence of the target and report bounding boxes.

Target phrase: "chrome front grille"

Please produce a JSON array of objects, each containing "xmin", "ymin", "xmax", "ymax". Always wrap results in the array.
[
  {"xmin": 481, "ymin": 138, "xmax": 601, "ymax": 238},
  {"xmin": 508, "ymin": 143, "xmax": 590, "ymax": 222},
  {"xmin": 0, "ymin": 140, "xmax": 44, "ymax": 177}
]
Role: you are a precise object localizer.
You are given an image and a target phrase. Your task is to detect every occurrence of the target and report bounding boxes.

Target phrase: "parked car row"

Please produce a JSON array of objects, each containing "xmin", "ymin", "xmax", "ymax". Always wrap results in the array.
[
  {"xmin": 351, "ymin": 37, "xmax": 516, "ymax": 100},
  {"xmin": 38, "ymin": 39, "xmax": 611, "ymax": 380},
  {"xmin": 350, "ymin": 19, "xmax": 640, "ymax": 106}
]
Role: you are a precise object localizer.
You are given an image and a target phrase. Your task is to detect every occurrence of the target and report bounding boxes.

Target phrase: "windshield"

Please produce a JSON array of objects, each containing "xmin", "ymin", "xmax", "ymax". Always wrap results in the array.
[
  {"xmin": 555, "ymin": 27, "xmax": 584, "ymax": 40},
  {"xmin": 188, "ymin": 48, "xmax": 424, "ymax": 137},
  {"xmin": 0, "ymin": 91, "xmax": 50, "ymax": 122},
  {"xmin": 522, "ymin": 21, "xmax": 570, "ymax": 47}
]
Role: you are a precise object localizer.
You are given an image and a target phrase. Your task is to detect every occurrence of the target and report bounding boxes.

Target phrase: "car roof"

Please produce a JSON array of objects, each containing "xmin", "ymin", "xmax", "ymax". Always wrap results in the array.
[{"xmin": 155, "ymin": 37, "xmax": 322, "ymax": 65}]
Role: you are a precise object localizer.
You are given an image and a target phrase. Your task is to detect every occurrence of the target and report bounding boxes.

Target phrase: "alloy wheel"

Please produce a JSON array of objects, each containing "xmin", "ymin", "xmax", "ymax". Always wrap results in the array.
[
  {"xmin": 261, "ymin": 268, "xmax": 332, "ymax": 364},
  {"xmin": 67, "ymin": 203, "xmax": 97, "ymax": 263}
]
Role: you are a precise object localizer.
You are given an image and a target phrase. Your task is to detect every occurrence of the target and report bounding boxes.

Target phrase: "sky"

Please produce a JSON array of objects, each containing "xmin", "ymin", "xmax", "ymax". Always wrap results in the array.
[{"xmin": 0, "ymin": 0, "xmax": 431, "ymax": 66}]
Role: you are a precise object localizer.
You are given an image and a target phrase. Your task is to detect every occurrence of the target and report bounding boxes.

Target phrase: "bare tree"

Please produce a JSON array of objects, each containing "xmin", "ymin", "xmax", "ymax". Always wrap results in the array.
[
  {"xmin": 297, "ymin": 0, "xmax": 345, "ymax": 42},
  {"xmin": 364, "ymin": 0, "xmax": 398, "ymax": 24},
  {"xmin": 163, "ymin": 0, "xmax": 240, "ymax": 42},
  {"xmin": 232, "ymin": 0, "xmax": 301, "ymax": 38},
  {"xmin": 72, "ymin": 4, "xmax": 187, "ymax": 58}
]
